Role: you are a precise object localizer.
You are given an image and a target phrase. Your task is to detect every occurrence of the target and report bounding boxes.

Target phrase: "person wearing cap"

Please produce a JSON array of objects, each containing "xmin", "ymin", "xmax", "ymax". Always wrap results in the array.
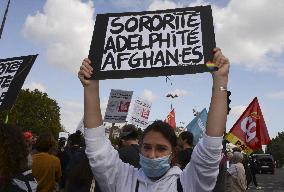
[{"xmin": 118, "ymin": 124, "xmax": 140, "ymax": 168}]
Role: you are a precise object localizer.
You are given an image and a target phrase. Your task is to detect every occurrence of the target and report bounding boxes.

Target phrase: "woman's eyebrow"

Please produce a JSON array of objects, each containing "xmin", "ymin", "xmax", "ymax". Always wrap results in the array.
[{"xmin": 156, "ymin": 144, "xmax": 169, "ymax": 148}]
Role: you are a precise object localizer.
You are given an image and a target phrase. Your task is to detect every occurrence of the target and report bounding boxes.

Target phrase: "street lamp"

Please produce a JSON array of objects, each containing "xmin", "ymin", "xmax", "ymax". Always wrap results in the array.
[{"xmin": 166, "ymin": 93, "xmax": 178, "ymax": 110}]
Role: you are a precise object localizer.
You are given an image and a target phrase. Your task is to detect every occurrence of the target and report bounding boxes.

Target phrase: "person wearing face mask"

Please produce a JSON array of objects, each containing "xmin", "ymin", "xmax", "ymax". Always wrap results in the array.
[{"xmin": 79, "ymin": 47, "xmax": 230, "ymax": 192}]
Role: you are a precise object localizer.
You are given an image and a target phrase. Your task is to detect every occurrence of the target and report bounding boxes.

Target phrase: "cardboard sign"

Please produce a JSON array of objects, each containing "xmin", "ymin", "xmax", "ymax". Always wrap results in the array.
[
  {"xmin": 0, "ymin": 55, "xmax": 37, "ymax": 111},
  {"xmin": 89, "ymin": 5, "xmax": 215, "ymax": 79},
  {"xmin": 104, "ymin": 89, "xmax": 133, "ymax": 123},
  {"xmin": 130, "ymin": 98, "xmax": 151, "ymax": 128}
]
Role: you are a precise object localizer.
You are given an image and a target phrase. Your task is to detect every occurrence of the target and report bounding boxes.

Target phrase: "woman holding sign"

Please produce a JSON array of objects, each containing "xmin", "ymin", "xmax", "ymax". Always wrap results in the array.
[{"xmin": 78, "ymin": 47, "xmax": 229, "ymax": 192}]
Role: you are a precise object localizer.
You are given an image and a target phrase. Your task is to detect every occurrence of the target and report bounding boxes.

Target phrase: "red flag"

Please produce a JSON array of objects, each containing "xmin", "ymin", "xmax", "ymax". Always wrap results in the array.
[
  {"xmin": 226, "ymin": 97, "xmax": 270, "ymax": 154},
  {"xmin": 165, "ymin": 109, "xmax": 176, "ymax": 129}
]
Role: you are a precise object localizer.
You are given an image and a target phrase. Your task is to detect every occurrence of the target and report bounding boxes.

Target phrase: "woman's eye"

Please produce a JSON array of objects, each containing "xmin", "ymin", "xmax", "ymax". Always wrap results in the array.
[
  {"xmin": 158, "ymin": 147, "xmax": 167, "ymax": 151},
  {"xmin": 143, "ymin": 146, "xmax": 151, "ymax": 150}
]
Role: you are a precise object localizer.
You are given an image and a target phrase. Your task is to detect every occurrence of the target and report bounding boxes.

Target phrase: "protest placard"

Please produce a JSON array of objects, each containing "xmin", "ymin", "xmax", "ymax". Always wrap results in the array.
[
  {"xmin": 89, "ymin": 5, "xmax": 215, "ymax": 79},
  {"xmin": 104, "ymin": 89, "xmax": 133, "ymax": 123},
  {"xmin": 130, "ymin": 98, "xmax": 151, "ymax": 128},
  {"xmin": 0, "ymin": 55, "xmax": 37, "ymax": 111}
]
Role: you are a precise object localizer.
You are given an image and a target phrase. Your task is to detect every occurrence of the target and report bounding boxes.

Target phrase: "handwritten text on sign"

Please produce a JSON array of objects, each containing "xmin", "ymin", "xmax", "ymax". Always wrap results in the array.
[
  {"xmin": 102, "ymin": 10, "xmax": 203, "ymax": 71},
  {"xmin": 0, "ymin": 60, "xmax": 22, "ymax": 105},
  {"xmin": 104, "ymin": 89, "xmax": 133, "ymax": 123},
  {"xmin": 130, "ymin": 98, "xmax": 152, "ymax": 128}
]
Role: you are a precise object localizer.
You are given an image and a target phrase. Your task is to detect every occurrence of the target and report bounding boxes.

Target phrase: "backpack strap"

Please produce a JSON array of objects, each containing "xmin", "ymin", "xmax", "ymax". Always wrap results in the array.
[
  {"xmin": 135, "ymin": 179, "xmax": 139, "ymax": 192},
  {"xmin": 13, "ymin": 171, "xmax": 33, "ymax": 192},
  {"xmin": 177, "ymin": 178, "xmax": 183, "ymax": 192},
  {"xmin": 135, "ymin": 177, "xmax": 183, "ymax": 192}
]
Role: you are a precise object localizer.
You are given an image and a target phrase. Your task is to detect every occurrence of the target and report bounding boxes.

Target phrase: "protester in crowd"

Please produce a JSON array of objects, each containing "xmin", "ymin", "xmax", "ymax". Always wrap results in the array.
[
  {"xmin": 118, "ymin": 124, "xmax": 140, "ymax": 168},
  {"xmin": 226, "ymin": 151, "xmax": 233, "ymax": 167},
  {"xmin": 213, "ymin": 149, "xmax": 229, "ymax": 192},
  {"xmin": 226, "ymin": 152, "xmax": 247, "ymax": 192},
  {"xmin": 176, "ymin": 131, "xmax": 194, "ymax": 170},
  {"xmin": 248, "ymin": 156, "xmax": 262, "ymax": 190},
  {"xmin": 57, "ymin": 137, "xmax": 67, "ymax": 160},
  {"xmin": 23, "ymin": 131, "xmax": 34, "ymax": 168},
  {"xmin": 78, "ymin": 47, "xmax": 229, "ymax": 192},
  {"xmin": 32, "ymin": 132, "xmax": 61, "ymax": 192},
  {"xmin": 0, "ymin": 124, "xmax": 37, "ymax": 192},
  {"xmin": 60, "ymin": 130, "xmax": 85, "ymax": 189},
  {"xmin": 65, "ymin": 147, "xmax": 100, "ymax": 192}
]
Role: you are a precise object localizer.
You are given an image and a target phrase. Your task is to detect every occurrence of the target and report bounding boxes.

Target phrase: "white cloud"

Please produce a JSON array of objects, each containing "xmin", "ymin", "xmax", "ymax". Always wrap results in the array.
[
  {"xmin": 141, "ymin": 89, "xmax": 156, "ymax": 102},
  {"xmin": 267, "ymin": 91, "xmax": 284, "ymax": 100},
  {"xmin": 22, "ymin": 0, "xmax": 95, "ymax": 73},
  {"xmin": 60, "ymin": 98, "xmax": 108, "ymax": 133},
  {"xmin": 148, "ymin": 0, "xmax": 182, "ymax": 11},
  {"xmin": 230, "ymin": 105, "xmax": 247, "ymax": 120},
  {"xmin": 213, "ymin": 0, "xmax": 284, "ymax": 71},
  {"xmin": 167, "ymin": 89, "xmax": 188, "ymax": 98},
  {"xmin": 22, "ymin": 82, "xmax": 47, "ymax": 92},
  {"xmin": 101, "ymin": 97, "xmax": 109, "ymax": 117},
  {"xmin": 146, "ymin": 0, "xmax": 284, "ymax": 74},
  {"xmin": 59, "ymin": 101, "xmax": 84, "ymax": 133}
]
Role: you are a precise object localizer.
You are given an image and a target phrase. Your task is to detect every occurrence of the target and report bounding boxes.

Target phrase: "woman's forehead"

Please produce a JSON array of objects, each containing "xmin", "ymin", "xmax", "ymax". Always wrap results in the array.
[{"xmin": 142, "ymin": 131, "xmax": 171, "ymax": 146}]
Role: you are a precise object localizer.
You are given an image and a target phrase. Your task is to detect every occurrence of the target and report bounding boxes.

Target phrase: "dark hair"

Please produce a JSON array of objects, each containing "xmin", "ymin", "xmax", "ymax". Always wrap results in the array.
[
  {"xmin": 0, "ymin": 124, "xmax": 29, "ymax": 181},
  {"xmin": 35, "ymin": 132, "xmax": 55, "ymax": 152},
  {"xmin": 179, "ymin": 131, "xmax": 194, "ymax": 146},
  {"xmin": 232, "ymin": 147, "xmax": 242, "ymax": 152},
  {"xmin": 68, "ymin": 130, "xmax": 85, "ymax": 147},
  {"xmin": 65, "ymin": 149, "xmax": 94, "ymax": 192},
  {"xmin": 142, "ymin": 120, "xmax": 177, "ymax": 148},
  {"xmin": 120, "ymin": 124, "xmax": 138, "ymax": 140}
]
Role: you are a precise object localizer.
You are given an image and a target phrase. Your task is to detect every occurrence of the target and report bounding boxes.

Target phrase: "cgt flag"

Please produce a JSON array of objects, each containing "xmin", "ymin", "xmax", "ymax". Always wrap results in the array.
[
  {"xmin": 165, "ymin": 108, "xmax": 176, "ymax": 129},
  {"xmin": 225, "ymin": 97, "xmax": 270, "ymax": 154}
]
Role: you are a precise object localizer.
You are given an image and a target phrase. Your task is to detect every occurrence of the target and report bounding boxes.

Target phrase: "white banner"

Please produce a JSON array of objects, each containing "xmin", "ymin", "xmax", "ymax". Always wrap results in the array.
[
  {"xmin": 104, "ymin": 89, "xmax": 133, "ymax": 123},
  {"xmin": 130, "ymin": 98, "xmax": 152, "ymax": 128}
]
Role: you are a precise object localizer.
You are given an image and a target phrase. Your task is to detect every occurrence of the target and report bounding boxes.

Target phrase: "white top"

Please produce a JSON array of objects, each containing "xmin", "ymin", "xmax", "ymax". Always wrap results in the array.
[{"xmin": 84, "ymin": 126, "xmax": 223, "ymax": 192}]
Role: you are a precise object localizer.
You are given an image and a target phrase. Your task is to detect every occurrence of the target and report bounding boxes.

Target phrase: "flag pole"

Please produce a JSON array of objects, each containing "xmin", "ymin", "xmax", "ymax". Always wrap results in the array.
[{"xmin": 0, "ymin": 0, "xmax": 11, "ymax": 39}]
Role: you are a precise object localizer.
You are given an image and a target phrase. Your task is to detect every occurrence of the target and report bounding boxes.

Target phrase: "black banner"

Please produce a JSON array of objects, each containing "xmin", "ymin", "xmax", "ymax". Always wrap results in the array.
[
  {"xmin": 89, "ymin": 5, "xmax": 216, "ymax": 80},
  {"xmin": 0, "ymin": 55, "xmax": 38, "ymax": 111}
]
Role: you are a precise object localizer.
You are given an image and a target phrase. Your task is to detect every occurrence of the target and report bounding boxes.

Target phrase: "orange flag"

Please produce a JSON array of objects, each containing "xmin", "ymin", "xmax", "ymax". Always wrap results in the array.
[
  {"xmin": 225, "ymin": 97, "xmax": 270, "ymax": 154},
  {"xmin": 165, "ymin": 109, "xmax": 176, "ymax": 129}
]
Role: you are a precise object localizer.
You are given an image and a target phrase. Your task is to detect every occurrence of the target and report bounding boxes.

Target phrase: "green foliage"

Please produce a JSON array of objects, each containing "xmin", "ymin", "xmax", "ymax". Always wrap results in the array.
[
  {"xmin": 0, "ymin": 89, "xmax": 62, "ymax": 137},
  {"xmin": 266, "ymin": 132, "xmax": 284, "ymax": 167}
]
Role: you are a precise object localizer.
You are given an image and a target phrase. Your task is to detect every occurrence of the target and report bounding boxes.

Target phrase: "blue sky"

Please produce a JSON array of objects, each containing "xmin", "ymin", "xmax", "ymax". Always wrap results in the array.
[{"xmin": 0, "ymin": 0, "xmax": 283, "ymax": 139}]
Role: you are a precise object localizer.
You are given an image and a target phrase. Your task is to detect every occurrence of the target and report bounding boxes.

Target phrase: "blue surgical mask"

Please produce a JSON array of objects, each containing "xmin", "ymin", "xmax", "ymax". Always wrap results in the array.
[{"xmin": 139, "ymin": 154, "xmax": 171, "ymax": 178}]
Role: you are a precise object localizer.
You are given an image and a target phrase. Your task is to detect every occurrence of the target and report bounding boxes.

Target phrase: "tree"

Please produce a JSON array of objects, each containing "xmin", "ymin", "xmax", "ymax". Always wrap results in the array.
[
  {"xmin": 266, "ymin": 132, "xmax": 284, "ymax": 167},
  {"xmin": 0, "ymin": 89, "xmax": 63, "ymax": 137}
]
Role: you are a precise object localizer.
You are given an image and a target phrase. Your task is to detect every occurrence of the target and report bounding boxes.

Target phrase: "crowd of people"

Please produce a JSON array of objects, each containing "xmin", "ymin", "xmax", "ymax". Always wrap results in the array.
[{"xmin": 0, "ymin": 48, "xmax": 262, "ymax": 191}]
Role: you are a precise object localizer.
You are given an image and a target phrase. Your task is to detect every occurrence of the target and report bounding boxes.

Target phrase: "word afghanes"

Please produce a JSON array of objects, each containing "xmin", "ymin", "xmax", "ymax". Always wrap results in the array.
[{"xmin": 102, "ymin": 11, "xmax": 204, "ymax": 71}]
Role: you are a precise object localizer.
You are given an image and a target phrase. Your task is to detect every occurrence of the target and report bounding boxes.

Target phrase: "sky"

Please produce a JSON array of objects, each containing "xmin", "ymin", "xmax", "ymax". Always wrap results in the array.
[{"xmin": 0, "ymin": 0, "xmax": 283, "ymax": 139}]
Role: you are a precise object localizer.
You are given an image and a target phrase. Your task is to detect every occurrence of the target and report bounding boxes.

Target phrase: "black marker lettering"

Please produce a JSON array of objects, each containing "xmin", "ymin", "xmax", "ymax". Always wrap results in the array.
[
  {"xmin": 191, "ymin": 46, "xmax": 203, "ymax": 63},
  {"xmin": 104, "ymin": 36, "xmax": 116, "ymax": 53},
  {"xmin": 129, "ymin": 52, "xmax": 142, "ymax": 68},
  {"xmin": 117, "ymin": 53, "xmax": 131, "ymax": 69},
  {"xmin": 110, "ymin": 17, "xmax": 124, "ymax": 34},
  {"xmin": 102, "ymin": 52, "xmax": 116, "ymax": 70},
  {"xmin": 139, "ymin": 16, "xmax": 152, "ymax": 32},
  {"xmin": 182, "ymin": 47, "xmax": 192, "ymax": 63},
  {"xmin": 116, "ymin": 35, "xmax": 128, "ymax": 52},
  {"xmin": 143, "ymin": 51, "xmax": 154, "ymax": 67},
  {"xmin": 166, "ymin": 49, "xmax": 179, "ymax": 65},
  {"xmin": 153, "ymin": 50, "xmax": 166, "ymax": 66},
  {"xmin": 163, "ymin": 14, "xmax": 175, "ymax": 30},
  {"xmin": 125, "ymin": 17, "xmax": 138, "ymax": 32}
]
